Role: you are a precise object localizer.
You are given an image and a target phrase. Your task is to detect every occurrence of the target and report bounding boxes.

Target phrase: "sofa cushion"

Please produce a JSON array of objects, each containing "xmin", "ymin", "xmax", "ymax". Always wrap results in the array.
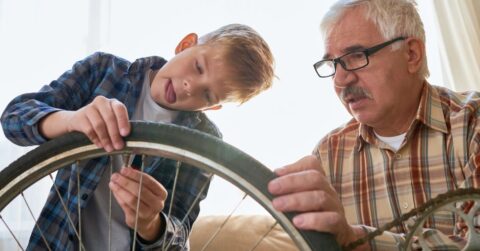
[{"xmin": 189, "ymin": 214, "xmax": 297, "ymax": 251}]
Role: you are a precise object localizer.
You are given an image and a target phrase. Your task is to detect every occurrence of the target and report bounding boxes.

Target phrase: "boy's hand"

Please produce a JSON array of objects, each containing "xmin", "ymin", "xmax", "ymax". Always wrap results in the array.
[
  {"xmin": 109, "ymin": 167, "xmax": 168, "ymax": 241},
  {"xmin": 67, "ymin": 96, "xmax": 130, "ymax": 152}
]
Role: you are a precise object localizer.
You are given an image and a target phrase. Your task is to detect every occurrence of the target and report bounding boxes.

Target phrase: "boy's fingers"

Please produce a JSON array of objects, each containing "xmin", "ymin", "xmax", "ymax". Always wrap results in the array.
[
  {"xmin": 120, "ymin": 168, "xmax": 168, "ymax": 198},
  {"xmin": 110, "ymin": 171, "xmax": 165, "ymax": 217},
  {"xmin": 85, "ymin": 107, "xmax": 112, "ymax": 151},
  {"xmin": 79, "ymin": 117, "xmax": 101, "ymax": 148},
  {"xmin": 109, "ymin": 182, "xmax": 143, "ymax": 219},
  {"xmin": 111, "ymin": 99, "xmax": 130, "ymax": 137},
  {"xmin": 97, "ymin": 99, "xmax": 125, "ymax": 150}
]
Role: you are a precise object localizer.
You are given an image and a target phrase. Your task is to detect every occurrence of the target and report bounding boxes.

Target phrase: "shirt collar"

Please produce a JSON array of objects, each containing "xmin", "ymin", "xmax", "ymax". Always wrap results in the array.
[
  {"xmin": 356, "ymin": 81, "xmax": 448, "ymax": 151},
  {"xmin": 415, "ymin": 82, "xmax": 448, "ymax": 134},
  {"xmin": 173, "ymin": 111, "xmax": 203, "ymax": 128},
  {"xmin": 128, "ymin": 56, "xmax": 167, "ymax": 75}
]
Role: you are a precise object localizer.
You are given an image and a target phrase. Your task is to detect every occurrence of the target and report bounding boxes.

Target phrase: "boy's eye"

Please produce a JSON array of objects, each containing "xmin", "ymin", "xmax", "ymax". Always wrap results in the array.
[{"xmin": 195, "ymin": 60, "xmax": 203, "ymax": 74}]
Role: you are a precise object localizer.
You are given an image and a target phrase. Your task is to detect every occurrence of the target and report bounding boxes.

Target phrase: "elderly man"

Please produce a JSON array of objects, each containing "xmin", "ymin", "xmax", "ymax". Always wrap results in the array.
[{"xmin": 268, "ymin": 0, "xmax": 480, "ymax": 250}]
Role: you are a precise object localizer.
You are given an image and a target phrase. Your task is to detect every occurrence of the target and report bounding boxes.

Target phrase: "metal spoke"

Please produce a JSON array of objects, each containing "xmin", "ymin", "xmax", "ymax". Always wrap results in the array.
[
  {"xmin": 48, "ymin": 174, "xmax": 86, "ymax": 251},
  {"xmin": 248, "ymin": 221, "xmax": 278, "ymax": 251},
  {"xmin": 20, "ymin": 193, "xmax": 52, "ymax": 251},
  {"xmin": 0, "ymin": 214, "xmax": 25, "ymax": 251},
  {"xmin": 131, "ymin": 154, "xmax": 145, "ymax": 251},
  {"xmin": 163, "ymin": 173, "xmax": 213, "ymax": 250},
  {"xmin": 200, "ymin": 193, "xmax": 248, "ymax": 251},
  {"xmin": 76, "ymin": 161, "xmax": 84, "ymax": 251},
  {"xmin": 161, "ymin": 161, "xmax": 181, "ymax": 250},
  {"xmin": 3, "ymin": 155, "xmax": 294, "ymax": 251},
  {"xmin": 464, "ymin": 201, "xmax": 480, "ymax": 249},
  {"xmin": 122, "ymin": 154, "xmax": 134, "ymax": 168},
  {"xmin": 0, "ymin": 121, "xmax": 323, "ymax": 251},
  {"xmin": 108, "ymin": 155, "xmax": 114, "ymax": 251}
]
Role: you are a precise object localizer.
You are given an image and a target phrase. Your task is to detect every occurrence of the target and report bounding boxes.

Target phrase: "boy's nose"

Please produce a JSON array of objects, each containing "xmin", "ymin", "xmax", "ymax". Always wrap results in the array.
[{"xmin": 183, "ymin": 81, "xmax": 193, "ymax": 96}]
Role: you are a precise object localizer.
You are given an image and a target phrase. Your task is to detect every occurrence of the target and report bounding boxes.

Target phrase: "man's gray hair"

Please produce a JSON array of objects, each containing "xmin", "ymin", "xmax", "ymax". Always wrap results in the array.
[{"xmin": 320, "ymin": 0, "xmax": 429, "ymax": 78}]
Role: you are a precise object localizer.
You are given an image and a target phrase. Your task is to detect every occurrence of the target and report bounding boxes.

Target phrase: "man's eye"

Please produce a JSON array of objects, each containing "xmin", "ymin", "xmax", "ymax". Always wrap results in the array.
[
  {"xmin": 196, "ymin": 61, "xmax": 203, "ymax": 74},
  {"xmin": 350, "ymin": 52, "xmax": 364, "ymax": 59}
]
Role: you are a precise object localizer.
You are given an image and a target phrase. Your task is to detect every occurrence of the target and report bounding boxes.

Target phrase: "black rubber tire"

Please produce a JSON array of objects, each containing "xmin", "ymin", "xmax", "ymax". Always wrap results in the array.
[{"xmin": 0, "ymin": 121, "xmax": 340, "ymax": 251}]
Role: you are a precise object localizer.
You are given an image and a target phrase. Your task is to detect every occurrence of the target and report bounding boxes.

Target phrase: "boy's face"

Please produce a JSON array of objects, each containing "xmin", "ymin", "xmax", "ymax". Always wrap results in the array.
[{"xmin": 150, "ymin": 34, "xmax": 232, "ymax": 111}]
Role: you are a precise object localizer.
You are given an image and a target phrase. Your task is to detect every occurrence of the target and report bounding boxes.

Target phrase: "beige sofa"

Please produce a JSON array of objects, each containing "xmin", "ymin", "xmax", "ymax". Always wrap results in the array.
[{"xmin": 189, "ymin": 214, "xmax": 297, "ymax": 251}]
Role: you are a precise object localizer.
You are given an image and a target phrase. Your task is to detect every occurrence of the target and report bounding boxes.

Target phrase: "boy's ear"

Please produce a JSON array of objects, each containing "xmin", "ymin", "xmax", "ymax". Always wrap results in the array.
[
  {"xmin": 203, "ymin": 104, "xmax": 222, "ymax": 111},
  {"xmin": 175, "ymin": 33, "xmax": 198, "ymax": 54}
]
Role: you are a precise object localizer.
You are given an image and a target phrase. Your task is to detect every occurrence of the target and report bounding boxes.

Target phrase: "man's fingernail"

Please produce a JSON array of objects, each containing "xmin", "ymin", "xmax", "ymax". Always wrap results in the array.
[
  {"xmin": 273, "ymin": 167, "xmax": 284, "ymax": 175},
  {"xmin": 272, "ymin": 198, "xmax": 284, "ymax": 210},
  {"xmin": 293, "ymin": 216, "xmax": 304, "ymax": 227},
  {"xmin": 269, "ymin": 181, "xmax": 280, "ymax": 193}
]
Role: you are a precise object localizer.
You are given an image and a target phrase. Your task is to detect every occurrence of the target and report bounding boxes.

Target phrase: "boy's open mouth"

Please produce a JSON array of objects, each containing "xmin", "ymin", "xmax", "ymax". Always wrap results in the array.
[{"xmin": 165, "ymin": 80, "xmax": 176, "ymax": 103}]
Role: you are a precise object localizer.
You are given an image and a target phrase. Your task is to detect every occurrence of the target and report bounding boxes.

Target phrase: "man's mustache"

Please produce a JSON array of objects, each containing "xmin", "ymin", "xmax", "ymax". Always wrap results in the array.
[{"xmin": 340, "ymin": 86, "xmax": 373, "ymax": 102}]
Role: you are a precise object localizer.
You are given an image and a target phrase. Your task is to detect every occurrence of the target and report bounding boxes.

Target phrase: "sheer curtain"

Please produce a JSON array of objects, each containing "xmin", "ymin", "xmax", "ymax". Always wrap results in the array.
[
  {"xmin": 0, "ymin": 1, "xmax": 91, "ymax": 249},
  {"xmin": 432, "ymin": 0, "xmax": 480, "ymax": 91}
]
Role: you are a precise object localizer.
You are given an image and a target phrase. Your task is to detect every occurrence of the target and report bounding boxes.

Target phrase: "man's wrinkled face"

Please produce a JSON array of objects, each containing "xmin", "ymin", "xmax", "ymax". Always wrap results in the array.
[{"xmin": 324, "ymin": 7, "xmax": 412, "ymax": 129}]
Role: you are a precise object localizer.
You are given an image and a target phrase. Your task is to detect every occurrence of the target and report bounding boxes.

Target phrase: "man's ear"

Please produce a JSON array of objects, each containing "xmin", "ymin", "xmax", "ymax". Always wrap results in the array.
[
  {"xmin": 175, "ymin": 33, "xmax": 198, "ymax": 54},
  {"xmin": 203, "ymin": 104, "xmax": 222, "ymax": 111},
  {"xmin": 405, "ymin": 37, "xmax": 424, "ymax": 74}
]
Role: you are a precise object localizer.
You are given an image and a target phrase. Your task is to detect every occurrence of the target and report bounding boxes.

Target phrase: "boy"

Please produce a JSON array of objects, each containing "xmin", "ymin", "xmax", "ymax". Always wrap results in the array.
[{"xmin": 1, "ymin": 23, "xmax": 274, "ymax": 250}]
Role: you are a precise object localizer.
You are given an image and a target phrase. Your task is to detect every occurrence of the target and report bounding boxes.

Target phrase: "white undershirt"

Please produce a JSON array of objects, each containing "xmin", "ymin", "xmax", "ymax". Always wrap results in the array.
[
  {"xmin": 82, "ymin": 70, "xmax": 178, "ymax": 251},
  {"xmin": 133, "ymin": 70, "xmax": 179, "ymax": 122},
  {"xmin": 374, "ymin": 131, "xmax": 406, "ymax": 151}
]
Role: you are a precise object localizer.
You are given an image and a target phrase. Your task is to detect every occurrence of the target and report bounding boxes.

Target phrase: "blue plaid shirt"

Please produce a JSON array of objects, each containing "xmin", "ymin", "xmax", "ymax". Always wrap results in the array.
[{"xmin": 1, "ymin": 52, "xmax": 222, "ymax": 250}]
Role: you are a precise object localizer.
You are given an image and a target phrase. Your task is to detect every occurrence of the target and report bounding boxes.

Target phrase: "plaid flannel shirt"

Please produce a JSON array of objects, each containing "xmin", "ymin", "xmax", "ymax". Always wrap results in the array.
[
  {"xmin": 314, "ymin": 83, "xmax": 480, "ymax": 250},
  {"xmin": 1, "ymin": 52, "xmax": 222, "ymax": 250}
]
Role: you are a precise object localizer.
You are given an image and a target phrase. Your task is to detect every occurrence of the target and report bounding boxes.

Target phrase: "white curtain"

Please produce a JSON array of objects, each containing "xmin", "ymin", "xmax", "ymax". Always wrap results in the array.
[
  {"xmin": 432, "ymin": 0, "xmax": 480, "ymax": 91},
  {"xmin": 0, "ymin": 0, "xmax": 91, "ymax": 248}
]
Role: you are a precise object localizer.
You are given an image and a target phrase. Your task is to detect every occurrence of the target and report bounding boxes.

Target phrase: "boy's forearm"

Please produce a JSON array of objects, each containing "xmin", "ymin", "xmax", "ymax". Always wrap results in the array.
[{"xmin": 39, "ymin": 110, "xmax": 73, "ymax": 139}]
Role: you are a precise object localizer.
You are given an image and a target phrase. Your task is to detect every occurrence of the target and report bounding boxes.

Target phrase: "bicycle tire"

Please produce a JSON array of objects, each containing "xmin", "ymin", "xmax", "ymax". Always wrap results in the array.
[{"xmin": 0, "ymin": 121, "xmax": 340, "ymax": 251}]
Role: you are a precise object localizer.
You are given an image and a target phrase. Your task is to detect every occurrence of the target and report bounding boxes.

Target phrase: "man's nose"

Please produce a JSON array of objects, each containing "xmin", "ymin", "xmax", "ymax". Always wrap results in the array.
[{"xmin": 333, "ymin": 63, "xmax": 356, "ymax": 88}]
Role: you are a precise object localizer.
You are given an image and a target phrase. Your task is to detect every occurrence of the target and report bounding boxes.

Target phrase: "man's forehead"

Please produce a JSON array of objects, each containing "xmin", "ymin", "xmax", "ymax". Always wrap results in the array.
[
  {"xmin": 323, "ymin": 34, "xmax": 367, "ymax": 59},
  {"xmin": 322, "ymin": 10, "xmax": 380, "ymax": 57}
]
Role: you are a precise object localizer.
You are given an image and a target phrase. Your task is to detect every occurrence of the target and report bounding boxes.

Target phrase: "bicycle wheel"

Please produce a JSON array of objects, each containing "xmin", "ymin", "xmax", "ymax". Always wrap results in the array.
[{"xmin": 0, "ymin": 121, "xmax": 339, "ymax": 251}]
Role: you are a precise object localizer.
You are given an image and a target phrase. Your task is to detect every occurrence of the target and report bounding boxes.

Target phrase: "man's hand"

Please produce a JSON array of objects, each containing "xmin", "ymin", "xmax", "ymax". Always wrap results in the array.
[
  {"xmin": 39, "ymin": 96, "xmax": 130, "ymax": 152},
  {"xmin": 267, "ymin": 155, "xmax": 360, "ymax": 247},
  {"xmin": 109, "ymin": 167, "xmax": 168, "ymax": 241}
]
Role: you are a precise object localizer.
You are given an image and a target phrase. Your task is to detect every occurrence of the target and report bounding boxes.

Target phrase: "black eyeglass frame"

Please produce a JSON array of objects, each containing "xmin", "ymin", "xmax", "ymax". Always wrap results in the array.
[{"xmin": 313, "ymin": 36, "xmax": 406, "ymax": 78}]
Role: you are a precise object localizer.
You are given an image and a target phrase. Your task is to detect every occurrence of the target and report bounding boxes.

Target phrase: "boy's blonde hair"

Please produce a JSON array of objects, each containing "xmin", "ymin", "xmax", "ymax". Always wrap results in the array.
[{"xmin": 199, "ymin": 24, "xmax": 275, "ymax": 104}]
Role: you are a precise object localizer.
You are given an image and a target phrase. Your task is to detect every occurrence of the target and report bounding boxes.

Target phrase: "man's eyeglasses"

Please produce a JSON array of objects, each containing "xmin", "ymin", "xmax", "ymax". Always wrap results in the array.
[{"xmin": 313, "ymin": 36, "xmax": 406, "ymax": 78}]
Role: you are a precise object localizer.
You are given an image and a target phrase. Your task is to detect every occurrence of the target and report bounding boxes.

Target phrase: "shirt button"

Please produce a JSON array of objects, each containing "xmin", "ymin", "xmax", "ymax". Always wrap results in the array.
[
  {"xmin": 403, "ymin": 202, "xmax": 409, "ymax": 209},
  {"xmin": 395, "ymin": 153, "xmax": 402, "ymax": 159},
  {"xmin": 81, "ymin": 193, "xmax": 88, "ymax": 200}
]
